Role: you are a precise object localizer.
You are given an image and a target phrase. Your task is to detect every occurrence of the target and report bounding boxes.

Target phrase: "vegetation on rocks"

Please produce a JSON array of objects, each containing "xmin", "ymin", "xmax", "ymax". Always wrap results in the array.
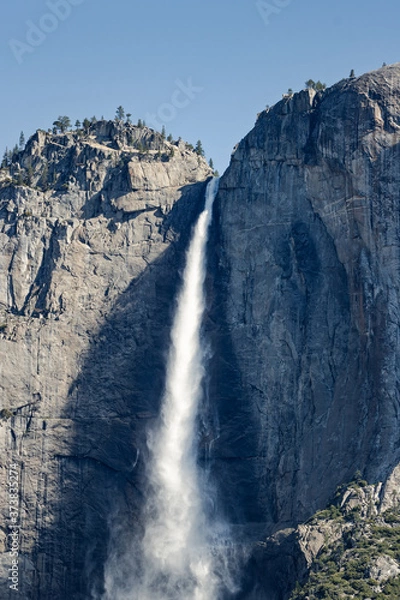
[
  {"xmin": 290, "ymin": 479, "xmax": 400, "ymax": 600},
  {"xmin": 1, "ymin": 107, "xmax": 215, "ymax": 178}
]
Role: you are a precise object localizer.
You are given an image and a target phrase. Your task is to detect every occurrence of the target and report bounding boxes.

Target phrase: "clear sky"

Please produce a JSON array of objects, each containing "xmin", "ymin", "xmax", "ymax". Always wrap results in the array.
[{"xmin": 1, "ymin": 0, "xmax": 399, "ymax": 173}]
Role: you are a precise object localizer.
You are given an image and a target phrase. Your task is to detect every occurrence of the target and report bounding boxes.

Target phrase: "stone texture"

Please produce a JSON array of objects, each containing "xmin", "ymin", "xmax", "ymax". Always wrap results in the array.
[
  {"xmin": 0, "ymin": 121, "xmax": 212, "ymax": 599},
  {"xmin": 204, "ymin": 63, "xmax": 400, "ymax": 597},
  {"xmin": 369, "ymin": 555, "xmax": 400, "ymax": 583},
  {"xmin": 285, "ymin": 481, "xmax": 400, "ymax": 598},
  {"xmin": 2, "ymin": 62, "xmax": 400, "ymax": 600},
  {"xmin": 210, "ymin": 62, "xmax": 400, "ymax": 523}
]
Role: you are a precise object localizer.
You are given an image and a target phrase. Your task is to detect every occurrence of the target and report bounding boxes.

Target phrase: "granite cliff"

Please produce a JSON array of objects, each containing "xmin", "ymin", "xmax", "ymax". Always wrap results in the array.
[
  {"xmin": 0, "ymin": 121, "xmax": 213, "ymax": 599},
  {"xmin": 207, "ymin": 62, "xmax": 400, "ymax": 597},
  {"xmin": 1, "ymin": 63, "xmax": 400, "ymax": 599}
]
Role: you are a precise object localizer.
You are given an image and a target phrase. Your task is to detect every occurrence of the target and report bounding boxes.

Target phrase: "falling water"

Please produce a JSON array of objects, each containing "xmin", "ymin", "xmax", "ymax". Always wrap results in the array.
[
  {"xmin": 138, "ymin": 176, "xmax": 221, "ymax": 600},
  {"xmin": 102, "ymin": 177, "xmax": 239, "ymax": 600}
]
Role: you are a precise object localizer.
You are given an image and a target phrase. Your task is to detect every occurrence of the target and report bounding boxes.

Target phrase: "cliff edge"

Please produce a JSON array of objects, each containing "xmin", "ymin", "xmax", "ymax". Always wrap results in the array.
[
  {"xmin": 208, "ymin": 62, "xmax": 400, "ymax": 596},
  {"xmin": 0, "ymin": 120, "xmax": 212, "ymax": 599}
]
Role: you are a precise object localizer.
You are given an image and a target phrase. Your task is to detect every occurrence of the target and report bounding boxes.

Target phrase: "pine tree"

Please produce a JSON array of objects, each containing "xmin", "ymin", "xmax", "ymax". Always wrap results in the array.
[
  {"xmin": 209, "ymin": 158, "xmax": 214, "ymax": 170},
  {"xmin": 349, "ymin": 69, "xmax": 355, "ymax": 78},
  {"xmin": 75, "ymin": 120, "xmax": 81, "ymax": 129},
  {"xmin": 53, "ymin": 116, "xmax": 71, "ymax": 133},
  {"xmin": 60, "ymin": 116, "xmax": 71, "ymax": 132},
  {"xmin": 126, "ymin": 113, "xmax": 132, "ymax": 124},
  {"xmin": 1, "ymin": 149, "xmax": 8, "ymax": 168},
  {"xmin": 161, "ymin": 125, "xmax": 166, "ymax": 139},
  {"xmin": 137, "ymin": 119, "xmax": 143, "ymax": 128},
  {"xmin": 12, "ymin": 145, "xmax": 19, "ymax": 162},
  {"xmin": 116, "ymin": 106, "xmax": 125, "ymax": 121},
  {"xmin": 167, "ymin": 133, "xmax": 173, "ymax": 142},
  {"xmin": 214, "ymin": 170, "xmax": 220, "ymax": 178},
  {"xmin": 19, "ymin": 131, "xmax": 25, "ymax": 151},
  {"xmin": 82, "ymin": 118, "xmax": 91, "ymax": 133},
  {"xmin": 195, "ymin": 139, "xmax": 205, "ymax": 157},
  {"xmin": 306, "ymin": 79, "xmax": 326, "ymax": 91}
]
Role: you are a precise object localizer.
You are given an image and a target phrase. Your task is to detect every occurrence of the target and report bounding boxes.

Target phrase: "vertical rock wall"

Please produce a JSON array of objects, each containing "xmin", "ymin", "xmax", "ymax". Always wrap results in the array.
[
  {"xmin": 0, "ymin": 122, "xmax": 212, "ymax": 599},
  {"xmin": 210, "ymin": 64, "xmax": 400, "ymax": 533}
]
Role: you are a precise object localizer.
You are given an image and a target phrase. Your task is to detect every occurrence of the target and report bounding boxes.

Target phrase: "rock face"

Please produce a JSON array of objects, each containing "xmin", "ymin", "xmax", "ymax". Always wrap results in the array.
[
  {"xmin": 210, "ymin": 61, "xmax": 400, "ymax": 519},
  {"xmin": 205, "ymin": 63, "xmax": 400, "ymax": 595},
  {"xmin": 290, "ymin": 480, "xmax": 400, "ymax": 598},
  {"xmin": 0, "ymin": 121, "xmax": 213, "ymax": 599},
  {"xmin": 2, "ymin": 63, "xmax": 400, "ymax": 600}
]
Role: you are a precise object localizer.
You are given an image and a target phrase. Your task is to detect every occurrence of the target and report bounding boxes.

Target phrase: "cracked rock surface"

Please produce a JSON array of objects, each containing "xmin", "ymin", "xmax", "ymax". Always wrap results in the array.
[
  {"xmin": 2, "ymin": 63, "xmax": 400, "ymax": 599},
  {"xmin": 205, "ymin": 63, "xmax": 400, "ymax": 597},
  {"xmin": 0, "ymin": 121, "xmax": 212, "ymax": 599}
]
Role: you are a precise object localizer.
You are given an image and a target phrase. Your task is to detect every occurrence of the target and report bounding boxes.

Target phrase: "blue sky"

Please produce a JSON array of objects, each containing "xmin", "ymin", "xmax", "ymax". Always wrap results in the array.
[{"xmin": 1, "ymin": 0, "xmax": 399, "ymax": 172}]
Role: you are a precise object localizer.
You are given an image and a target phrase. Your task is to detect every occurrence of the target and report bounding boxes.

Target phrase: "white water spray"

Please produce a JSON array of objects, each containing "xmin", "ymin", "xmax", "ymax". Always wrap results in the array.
[
  {"xmin": 138, "ymin": 176, "xmax": 221, "ymax": 599},
  {"xmin": 102, "ymin": 177, "xmax": 239, "ymax": 600}
]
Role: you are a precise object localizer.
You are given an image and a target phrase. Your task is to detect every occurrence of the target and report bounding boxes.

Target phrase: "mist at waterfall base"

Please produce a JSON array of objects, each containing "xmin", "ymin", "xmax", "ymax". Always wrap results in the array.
[{"xmin": 101, "ymin": 178, "xmax": 244, "ymax": 600}]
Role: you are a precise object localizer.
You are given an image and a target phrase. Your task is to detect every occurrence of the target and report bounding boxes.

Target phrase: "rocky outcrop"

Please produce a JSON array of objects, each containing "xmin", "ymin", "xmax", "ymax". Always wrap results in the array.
[
  {"xmin": 0, "ymin": 121, "xmax": 212, "ymax": 599},
  {"xmin": 289, "ymin": 480, "xmax": 400, "ymax": 598},
  {"xmin": 2, "ymin": 62, "xmax": 400, "ymax": 600},
  {"xmin": 206, "ymin": 63, "xmax": 400, "ymax": 596}
]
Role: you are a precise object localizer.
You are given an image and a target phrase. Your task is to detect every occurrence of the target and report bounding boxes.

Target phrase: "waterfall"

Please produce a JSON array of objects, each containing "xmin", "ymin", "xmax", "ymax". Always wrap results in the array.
[
  {"xmin": 139, "ymin": 176, "xmax": 221, "ymax": 599},
  {"xmin": 102, "ymin": 177, "xmax": 239, "ymax": 600}
]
